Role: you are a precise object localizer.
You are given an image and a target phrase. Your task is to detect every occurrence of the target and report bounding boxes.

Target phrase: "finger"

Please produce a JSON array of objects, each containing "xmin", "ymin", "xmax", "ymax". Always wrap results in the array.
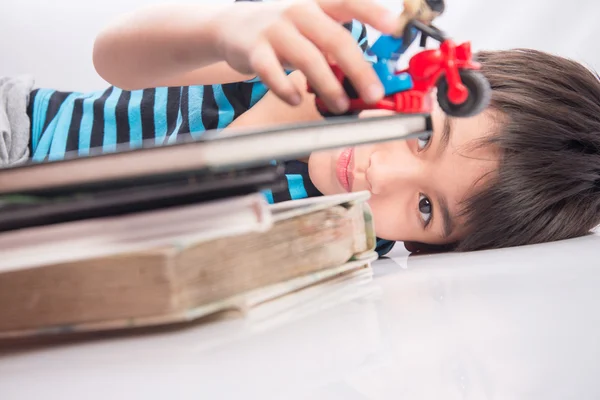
[
  {"xmin": 292, "ymin": 6, "xmax": 384, "ymax": 103},
  {"xmin": 317, "ymin": 0, "xmax": 397, "ymax": 34},
  {"xmin": 249, "ymin": 42, "xmax": 302, "ymax": 106},
  {"xmin": 270, "ymin": 22, "xmax": 349, "ymax": 113}
]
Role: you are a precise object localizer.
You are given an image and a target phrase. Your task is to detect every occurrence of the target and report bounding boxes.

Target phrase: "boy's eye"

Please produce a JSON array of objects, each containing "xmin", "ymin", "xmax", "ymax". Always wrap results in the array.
[
  {"xmin": 419, "ymin": 194, "xmax": 433, "ymax": 226},
  {"xmin": 417, "ymin": 132, "xmax": 432, "ymax": 151}
]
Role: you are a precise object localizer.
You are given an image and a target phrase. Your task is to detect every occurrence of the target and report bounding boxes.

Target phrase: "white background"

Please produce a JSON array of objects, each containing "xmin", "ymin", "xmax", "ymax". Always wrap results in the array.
[{"xmin": 0, "ymin": 0, "xmax": 597, "ymax": 92}]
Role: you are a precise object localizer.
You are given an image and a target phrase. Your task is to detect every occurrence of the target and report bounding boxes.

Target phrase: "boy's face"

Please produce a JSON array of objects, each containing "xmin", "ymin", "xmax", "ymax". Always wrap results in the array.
[{"xmin": 308, "ymin": 103, "xmax": 499, "ymax": 246}]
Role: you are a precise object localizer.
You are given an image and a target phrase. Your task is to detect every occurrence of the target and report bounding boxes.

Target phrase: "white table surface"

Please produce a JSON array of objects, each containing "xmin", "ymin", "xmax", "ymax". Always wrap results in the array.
[{"xmin": 1, "ymin": 233, "xmax": 600, "ymax": 399}]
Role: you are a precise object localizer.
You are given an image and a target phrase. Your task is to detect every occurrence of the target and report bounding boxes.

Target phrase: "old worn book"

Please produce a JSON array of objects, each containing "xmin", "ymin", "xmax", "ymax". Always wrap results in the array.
[{"xmin": 0, "ymin": 191, "xmax": 377, "ymax": 339}]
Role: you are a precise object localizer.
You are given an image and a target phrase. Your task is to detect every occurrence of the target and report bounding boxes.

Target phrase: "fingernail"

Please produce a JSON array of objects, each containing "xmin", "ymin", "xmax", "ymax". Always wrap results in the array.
[
  {"xmin": 336, "ymin": 96, "xmax": 349, "ymax": 113},
  {"xmin": 289, "ymin": 93, "xmax": 302, "ymax": 106},
  {"xmin": 365, "ymin": 83, "xmax": 384, "ymax": 103}
]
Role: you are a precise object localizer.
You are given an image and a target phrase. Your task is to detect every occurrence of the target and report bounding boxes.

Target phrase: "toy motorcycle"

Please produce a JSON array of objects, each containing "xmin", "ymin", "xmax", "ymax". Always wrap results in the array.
[{"xmin": 309, "ymin": 20, "xmax": 491, "ymax": 118}]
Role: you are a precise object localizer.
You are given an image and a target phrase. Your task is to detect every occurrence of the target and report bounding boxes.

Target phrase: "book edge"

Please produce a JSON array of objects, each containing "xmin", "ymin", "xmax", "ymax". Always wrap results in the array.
[{"xmin": 0, "ymin": 255, "xmax": 377, "ymax": 340}]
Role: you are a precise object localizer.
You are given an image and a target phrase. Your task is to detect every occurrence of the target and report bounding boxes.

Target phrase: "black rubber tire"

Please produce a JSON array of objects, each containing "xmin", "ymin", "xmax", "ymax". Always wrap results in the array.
[{"xmin": 436, "ymin": 70, "xmax": 491, "ymax": 118}]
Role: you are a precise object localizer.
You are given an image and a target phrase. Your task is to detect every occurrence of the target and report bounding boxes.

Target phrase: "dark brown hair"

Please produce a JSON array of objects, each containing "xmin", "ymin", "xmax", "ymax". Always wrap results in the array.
[{"xmin": 407, "ymin": 48, "xmax": 600, "ymax": 253}]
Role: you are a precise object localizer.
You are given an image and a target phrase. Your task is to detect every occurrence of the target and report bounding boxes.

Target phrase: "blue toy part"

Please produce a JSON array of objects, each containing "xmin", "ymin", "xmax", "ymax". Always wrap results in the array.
[
  {"xmin": 368, "ymin": 27, "xmax": 419, "ymax": 62},
  {"xmin": 372, "ymin": 61, "xmax": 413, "ymax": 96},
  {"xmin": 367, "ymin": 26, "xmax": 421, "ymax": 96},
  {"xmin": 369, "ymin": 32, "xmax": 419, "ymax": 96},
  {"xmin": 369, "ymin": 34, "xmax": 405, "ymax": 63}
]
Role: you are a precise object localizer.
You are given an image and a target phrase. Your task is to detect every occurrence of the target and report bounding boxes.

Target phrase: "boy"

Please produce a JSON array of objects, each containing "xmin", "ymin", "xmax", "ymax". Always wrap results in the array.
[{"xmin": 2, "ymin": 0, "xmax": 600, "ymax": 256}]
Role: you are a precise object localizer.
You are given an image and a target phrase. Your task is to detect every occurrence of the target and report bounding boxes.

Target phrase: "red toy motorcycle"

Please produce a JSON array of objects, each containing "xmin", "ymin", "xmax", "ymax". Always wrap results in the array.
[{"xmin": 310, "ymin": 21, "xmax": 491, "ymax": 118}]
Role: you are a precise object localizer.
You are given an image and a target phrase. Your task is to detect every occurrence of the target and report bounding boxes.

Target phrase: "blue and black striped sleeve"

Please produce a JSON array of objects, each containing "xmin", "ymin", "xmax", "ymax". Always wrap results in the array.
[
  {"xmin": 27, "ymin": 78, "xmax": 270, "ymax": 162},
  {"xmin": 343, "ymin": 20, "xmax": 370, "ymax": 53}
]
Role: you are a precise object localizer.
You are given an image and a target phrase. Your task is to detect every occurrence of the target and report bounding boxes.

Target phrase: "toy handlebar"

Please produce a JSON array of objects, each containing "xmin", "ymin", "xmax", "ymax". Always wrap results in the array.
[{"xmin": 408, "ymin": 20, "xmax": 448, "ymax": 47}]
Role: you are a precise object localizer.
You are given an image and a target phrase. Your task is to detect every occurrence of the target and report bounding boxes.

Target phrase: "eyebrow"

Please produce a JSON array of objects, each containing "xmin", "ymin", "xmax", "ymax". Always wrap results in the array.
[
  {"xmin": 437, "ymin": 115, "xmax": 452, "ymax": 156},
  {"xmin": 436, "ymin": 115, "xmax": 454, "ymax": 238},
  {"xmin": 437, "ymin": 193, "xmax": 455, "ymax": 239}
]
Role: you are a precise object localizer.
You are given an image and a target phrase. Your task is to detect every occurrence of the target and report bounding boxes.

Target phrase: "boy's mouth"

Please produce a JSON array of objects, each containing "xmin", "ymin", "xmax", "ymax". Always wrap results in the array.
[{"xmin": 336, "ymin": 148, "xmax": 354, "ymax": 192}]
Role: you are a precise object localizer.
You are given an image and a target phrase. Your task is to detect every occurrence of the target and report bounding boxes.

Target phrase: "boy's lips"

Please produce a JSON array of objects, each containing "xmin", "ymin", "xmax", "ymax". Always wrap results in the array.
[{"xmin": 336, "ymin": 148, "xmax": 354, "ymax": 192}]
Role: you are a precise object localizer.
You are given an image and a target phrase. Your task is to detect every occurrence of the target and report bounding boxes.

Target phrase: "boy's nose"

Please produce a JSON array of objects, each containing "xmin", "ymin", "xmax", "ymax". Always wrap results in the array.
[{"xmin": 366, "ymin": 150, "xmax": 423, "ymax": 195}]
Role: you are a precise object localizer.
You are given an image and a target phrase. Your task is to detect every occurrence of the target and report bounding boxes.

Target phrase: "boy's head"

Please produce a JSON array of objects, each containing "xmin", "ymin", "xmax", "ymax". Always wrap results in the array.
[{"xmin": 308, "ymin": 48, "xmax": 600, "ymax": 252}]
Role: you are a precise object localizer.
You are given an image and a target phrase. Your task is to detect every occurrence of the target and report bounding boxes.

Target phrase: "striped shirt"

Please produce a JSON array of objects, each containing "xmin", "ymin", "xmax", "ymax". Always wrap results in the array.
[{"xmin": 25, "ymin": 19, "xmax": 395, "ymax": 256}]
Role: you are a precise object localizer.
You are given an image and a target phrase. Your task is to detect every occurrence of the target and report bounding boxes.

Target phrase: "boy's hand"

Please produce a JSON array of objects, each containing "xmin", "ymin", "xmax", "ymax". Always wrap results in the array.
[{"xmin": 213, "ymin": 0, "xmax": 397, "ymax": 114}]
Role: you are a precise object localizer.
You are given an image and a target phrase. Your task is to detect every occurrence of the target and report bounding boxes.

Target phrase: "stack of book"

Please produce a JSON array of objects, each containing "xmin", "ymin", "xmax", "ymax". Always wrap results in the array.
[{"xmin": 0, "ymin": 114, "xmax": 430, "ymax": 339}]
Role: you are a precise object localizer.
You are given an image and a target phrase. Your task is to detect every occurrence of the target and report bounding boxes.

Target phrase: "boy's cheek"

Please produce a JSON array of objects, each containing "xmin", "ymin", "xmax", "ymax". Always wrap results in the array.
[{"xmin": 308, "ymin": 150, "xmax": 344, "ymax": 195}]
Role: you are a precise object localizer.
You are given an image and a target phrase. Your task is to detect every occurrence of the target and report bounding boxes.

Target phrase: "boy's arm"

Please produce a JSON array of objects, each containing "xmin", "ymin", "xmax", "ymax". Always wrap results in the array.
[
  {"xmin": 93, "ymin": 4, "xmax": 245, "ymax": 89},
  {"xmin": 154, "ymin": 62, "xmax": 253, "ymax": 87},
  {"xmin": 227, "ymin": 71, "xmax": 323, "ymax": 132},
  {"xmin": 93, "ymin": 0, "xmax": 398, "ymax": 114}
]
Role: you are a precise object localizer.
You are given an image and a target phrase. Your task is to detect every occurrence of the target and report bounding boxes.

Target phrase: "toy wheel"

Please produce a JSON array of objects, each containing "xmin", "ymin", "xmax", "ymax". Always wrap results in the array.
[{"xmin": 436, "ymin": 70, "xmax": 491, "ymax": 118}]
